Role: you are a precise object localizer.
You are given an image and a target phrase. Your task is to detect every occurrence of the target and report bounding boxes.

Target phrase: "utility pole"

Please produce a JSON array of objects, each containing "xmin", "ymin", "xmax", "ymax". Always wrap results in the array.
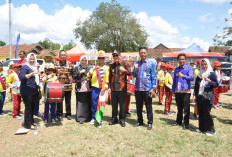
[{"xmin": 9, "ymin": 0, "xmax": 12, "ymax": 59}]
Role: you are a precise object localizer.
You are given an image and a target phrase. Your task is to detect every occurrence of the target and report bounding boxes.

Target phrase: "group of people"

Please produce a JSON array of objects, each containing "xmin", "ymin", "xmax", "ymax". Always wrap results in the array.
[{"xmin": 0, "ymin": 47, "xmax": 226, "ymax": 135}]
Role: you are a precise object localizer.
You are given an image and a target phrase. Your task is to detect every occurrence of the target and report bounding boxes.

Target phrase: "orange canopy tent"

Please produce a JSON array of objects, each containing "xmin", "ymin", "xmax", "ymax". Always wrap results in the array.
[{"xmin": 53, "ymin": 44, "xmax": 90, "ymax": 63}]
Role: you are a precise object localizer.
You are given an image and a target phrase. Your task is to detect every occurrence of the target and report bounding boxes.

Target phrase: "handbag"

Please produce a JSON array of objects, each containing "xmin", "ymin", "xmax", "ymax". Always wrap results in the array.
[{"xmin": 202, "ymin": 91, "xmax": 212, "ymax": 101}]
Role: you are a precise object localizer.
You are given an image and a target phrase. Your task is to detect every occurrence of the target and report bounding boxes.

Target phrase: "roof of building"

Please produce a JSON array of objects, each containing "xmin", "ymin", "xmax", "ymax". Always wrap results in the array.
[
  {"xmin": 0, "ymin": 43, "xmax": 42, "ymax": 57},
  {"xmin": 148, "ymin": 43, "xmax": 184, "ymax": 58}
]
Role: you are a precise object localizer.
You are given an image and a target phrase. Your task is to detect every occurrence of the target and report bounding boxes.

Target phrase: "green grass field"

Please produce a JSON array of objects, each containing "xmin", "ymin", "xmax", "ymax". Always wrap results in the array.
[{"xmin": 0, "ymin": 89, "xmax": 231, "ymax": 157}]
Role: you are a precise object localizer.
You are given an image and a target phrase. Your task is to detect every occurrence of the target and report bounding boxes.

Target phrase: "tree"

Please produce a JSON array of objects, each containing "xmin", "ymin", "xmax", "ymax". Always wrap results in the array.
[
  {"xmin": 63, "ymin": 40, "xmax": 76, "ymax": 50},
  {"xmin": 0, "ymin": 40, "xmax": 6, "ymax": 47},
  {"xmin": 213, "ymin": 1, "xmax": 232, "ymax": 46},
  {"xmin": 39, "ymin": 38, "xmax": 75, "ymax": 50},
  {"xmin": 74, "ymin": 0, "xmax": 148, "ymax": 52}
]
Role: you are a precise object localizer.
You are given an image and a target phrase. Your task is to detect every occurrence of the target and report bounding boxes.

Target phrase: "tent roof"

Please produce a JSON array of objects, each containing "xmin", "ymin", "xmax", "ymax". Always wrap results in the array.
[
  {"xmin": 67, "ymin": 44, "xmax": 89, "ymax": 54},
  {"xmin": 177, "ymin": 43, "xmax": 206, "ymax": 53}
]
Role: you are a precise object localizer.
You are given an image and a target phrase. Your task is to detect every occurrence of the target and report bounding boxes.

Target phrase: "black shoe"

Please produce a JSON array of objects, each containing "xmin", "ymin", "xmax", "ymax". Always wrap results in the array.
[
  {"xmin": 109, "ymin": 118, "xmax": 118, "ymax": 125},
  {"xmin": 147, "ymin": 124, "xmax": 152, "ymax": 130},
  {"xmin": 125, "ymin": 112, "xmax": 132, "ymax": 117},
  {"xmin": 172, "ymin": 122, "xmax": 182, "ymax": 126},
  {"xmin": 120, "ymin": 119, "xmax": 126, "ymax": 127},
  {"xmin": 193, "ymin": 114, "xmax": 199, "ymax": 120},
  {"xmin": 134, "ymin": 122, "xmax": 144, "ymax": 127},
  {"xmin": 57, "ymin": 116, "xmax": 63, "ymax": 121},
  {"xmin": 183, "ymin": 124, "xmax": 189, "ymax": 130},
  {"xmin": 67, "ymin": 115, "xmax": 71, "ymax": 120}
]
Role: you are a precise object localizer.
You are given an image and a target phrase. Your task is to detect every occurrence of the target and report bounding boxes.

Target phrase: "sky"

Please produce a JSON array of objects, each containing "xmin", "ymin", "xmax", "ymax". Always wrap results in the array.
[{"xmin": 0, "ymin": 0, "xmax": 231, "ymax": 51}]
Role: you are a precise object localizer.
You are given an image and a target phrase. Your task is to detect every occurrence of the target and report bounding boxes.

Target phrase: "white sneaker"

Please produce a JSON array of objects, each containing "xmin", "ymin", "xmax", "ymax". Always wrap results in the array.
[
  {"xmin": 97, "ymin": 125, "xmax": 102, "ymax": 129},
  {"xmin": 205, "ymin": 132, "xmax": 213, "ymax": 136},
  {"xmin": 89, "ymin": 119, "xmax": 95, "ymax": 125},
  {"xmin": 14, "ymin": 115, "xmax": 22, "ymax": 120},
  {"xmin": 196, "ymin": 129, "xmax": 201, "ymax": 133}
]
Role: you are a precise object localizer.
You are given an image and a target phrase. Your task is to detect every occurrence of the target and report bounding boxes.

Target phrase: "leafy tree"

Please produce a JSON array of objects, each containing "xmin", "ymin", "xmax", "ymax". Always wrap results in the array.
[
  {"xmin": 213, "ymin": 1, "xmax": 232, "ymax": 46},
  {"xmin": 0, "ymin": 40, "xmax": 6, "ymax": 47},
  {"xmin": 39, "ymin": 38, "xmax": 75, "ymax": 50},
  {"xmin": 63, "ymin": 40, "xmax": 76, "ymax": 50},
  {"xmin": 74, "ymin": 0, "xmax": 148, "ymax": 52}
]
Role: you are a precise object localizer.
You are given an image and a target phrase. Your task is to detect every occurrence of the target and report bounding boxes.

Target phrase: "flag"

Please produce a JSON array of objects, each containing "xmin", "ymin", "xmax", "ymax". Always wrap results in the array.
[
  {"xmin": 60, "ymin": 43, "xmax": 64, "ymax": 50},
  {"xmin": 95, "ymin": 94, "xmax": 106, "ymax": 124},
  {"xmin": 15, "ymin": 32, "xmax": 20, "ymax": 58}
]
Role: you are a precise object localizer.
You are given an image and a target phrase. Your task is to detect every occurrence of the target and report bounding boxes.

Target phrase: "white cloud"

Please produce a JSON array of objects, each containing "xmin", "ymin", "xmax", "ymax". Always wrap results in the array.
[
  {"xmin": 199, "ymin": 13, "xmax": 215, "ymax": 22},
  {"xmin": 135, "ymin": 12, "xmax": 210, "ymax": 50},
  {"xmin": 0, "ymin": 2, "xmax": 210, "ymax": 52},
  {"xmin": 0, "ymin": 2, "xmax": 91, "ymax": 46},
  {"xmin": 193, "ymin": 0, "xmax": 230, "ymax": 4}
]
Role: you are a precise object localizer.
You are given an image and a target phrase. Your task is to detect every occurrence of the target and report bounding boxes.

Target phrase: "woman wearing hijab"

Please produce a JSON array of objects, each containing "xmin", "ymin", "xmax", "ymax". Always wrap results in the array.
[
  {"xmin": 20, "ymin": 53, "xmax": 39, "ymax": 130},
  {"xmin": 73, "ymin": 56, "xmax": 91, "ymax": 124},
  {"xmin": 194, "ymin": 59, "xmax": 218, "ymax": 136}
]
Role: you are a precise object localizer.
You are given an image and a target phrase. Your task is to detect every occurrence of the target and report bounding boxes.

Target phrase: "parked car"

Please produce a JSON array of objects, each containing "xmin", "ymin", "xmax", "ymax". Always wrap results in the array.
[
  {"xmin": 221, "ymin": 62, "xmax": 232, "ymax": 77},
  {"xmin": 3, "ymin": 58, "xmax": 45, "ymax": 73}
]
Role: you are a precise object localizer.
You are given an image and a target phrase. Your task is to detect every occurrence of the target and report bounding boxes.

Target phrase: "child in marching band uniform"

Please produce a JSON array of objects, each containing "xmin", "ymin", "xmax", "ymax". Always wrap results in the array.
[
  {"xmin": 42, "ymin": 63, "xmax": 59, "ymax": 124},
  {"xmin": 7, "ymin": 63, "xmax": 22, "ymax": 119},
  {"xmin": 213, "ymin": 61, "xmax": 223, "ymax": 109},
  {"xmin": 6, "ymin": 61, "xmax": 14, "ymax": 102},
  {"xmin": 157, "ymin": 62, "xmax": 166, "ymax": 105},
  {"xmin": 0, "ymin": 61, "xmax": 8, "ymax": 117},
  {"xmin": 164, "ymin": 64, "xmax": 174, "ymax": 116}
]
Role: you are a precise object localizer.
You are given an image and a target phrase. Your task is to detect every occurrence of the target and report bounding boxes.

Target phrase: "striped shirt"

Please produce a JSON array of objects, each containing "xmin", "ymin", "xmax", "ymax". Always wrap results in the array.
[
  {"xmin": 87, "ymin": 65, "xmax": 109, "ymax": 89},
  {"xmin": 0, "ymin": 71, "xmax": 7, "ymax": 92},
  {"xmin": 132, "ymin": 59, "xmax": 157, "ymax": 91}
]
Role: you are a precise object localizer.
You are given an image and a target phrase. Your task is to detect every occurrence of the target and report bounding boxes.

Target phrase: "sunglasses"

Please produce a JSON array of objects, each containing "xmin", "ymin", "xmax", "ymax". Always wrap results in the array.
[
  {"xmin": 98, "ymin": 57, "xmax": 105, "ymax": 60},
  {"xmin": 47, "ymin": 69, "xmax": 54, "ymax": 71},
  {"xmin": 15, "ymin": 67, "xmax": 21, "ymax": 69},
  {"xmin": 113, "ymin": 54, "xmax": 118, "ymax": 57}
]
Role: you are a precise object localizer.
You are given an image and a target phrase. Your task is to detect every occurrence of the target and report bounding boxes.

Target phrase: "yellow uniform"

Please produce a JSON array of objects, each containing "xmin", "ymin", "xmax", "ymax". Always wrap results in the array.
[
  {"xmin": 0, "ymin": 70, "xmax": 7, "ymax": 92},
  {"xmin": 194, "ymin": 68, "xmax": 200, "ymax": 79},
  {"xmin": 87, "ymin": 65, "xmax": 109, "ymax": 89},
  {"xmin": 157, "ymin": 70, "xmax": 165, "ymax": 86},
  {"xmin": 6, "ymin": 72, "xmax": 21, "ymax": 95},
  {"xmin": 164, "ymin": 72, "xmax": 173, "ymax": 89}
]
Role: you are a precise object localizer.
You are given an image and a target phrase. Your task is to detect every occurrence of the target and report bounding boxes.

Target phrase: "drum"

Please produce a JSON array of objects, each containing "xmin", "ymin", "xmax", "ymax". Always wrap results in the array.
[
  {"xmin": 222, "ymin": 76, "xmax": 230, "ymax": 86},
  {"xmin": 127, "ymin": 83, "xmax": 135, "ymax": 95},
  {"xmin": 218, "ymin": 85, "xmax": 229, "ymax": 93},
  {"xmin": 44, "ymin": 83, "xmax": 64, "ymax": 103}
]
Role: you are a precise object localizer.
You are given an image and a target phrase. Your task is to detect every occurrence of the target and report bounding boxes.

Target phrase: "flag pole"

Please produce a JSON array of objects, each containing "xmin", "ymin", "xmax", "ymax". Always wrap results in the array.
[{"xmin": 9, "ymin": 0, "xmax": 12, "ymax": 59}]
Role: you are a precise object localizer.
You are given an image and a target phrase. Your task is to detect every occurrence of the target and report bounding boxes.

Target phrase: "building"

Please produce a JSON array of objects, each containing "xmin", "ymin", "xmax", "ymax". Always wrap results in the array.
[
  {"xmin": 0, "ymin": 43, "xmax": 58, "ymax": 62},
  {"xmin": 147, "ymin": 43, "xmax": 184, "ymax": 59}
]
